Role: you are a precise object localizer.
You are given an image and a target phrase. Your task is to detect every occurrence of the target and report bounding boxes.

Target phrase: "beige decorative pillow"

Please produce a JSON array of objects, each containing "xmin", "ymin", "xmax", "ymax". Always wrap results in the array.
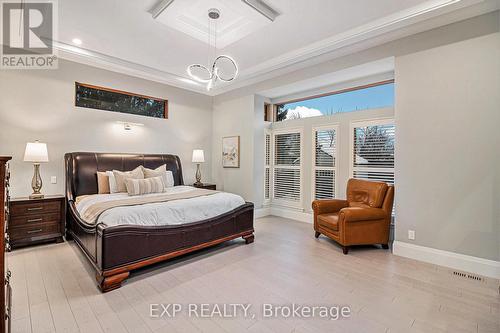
[
  {"xmin": 142, "ymin": 165, "xmax": 174, "ymax": 188},
  {"xmin": 113, "ymin": 166, "xmax": 144, "ymax": 193},
  {"xmin": 96, "ymin": 171, "xmax": 110, "ymax": 194},
  {"xmin": 125, "ymin": 176, "xmax": 165, "ymax": 196}
]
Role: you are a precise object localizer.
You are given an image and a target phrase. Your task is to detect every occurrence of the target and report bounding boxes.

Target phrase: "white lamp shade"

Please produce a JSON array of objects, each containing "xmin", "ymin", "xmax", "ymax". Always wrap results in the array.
[
  {"xmin": 192, "ymin": 149, "xmax": 205, "ymax": 163},
  {"xmin": 24, "ymin": 141, "xmax": 49, "ymax": 163}
]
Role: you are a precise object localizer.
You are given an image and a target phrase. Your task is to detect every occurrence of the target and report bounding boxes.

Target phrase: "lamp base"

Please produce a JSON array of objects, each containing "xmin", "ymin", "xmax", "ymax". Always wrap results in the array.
[
  {"xmin": 30, "ymin": 163, "xmax": 44, "ymax": 200},
  {"xmin": 195, "ymin": 163, "xmax": 202, "ymax": 186}
]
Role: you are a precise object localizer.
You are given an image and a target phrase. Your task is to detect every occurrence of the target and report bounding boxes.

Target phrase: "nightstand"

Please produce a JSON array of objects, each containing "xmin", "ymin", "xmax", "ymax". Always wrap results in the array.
[
  {"xmin": 8, "ymin": 195, "xmax": 65, "ymax": 248},
  {"xmin": 193, "ymin": 183, "xmax": 216, "ymax": 190}
]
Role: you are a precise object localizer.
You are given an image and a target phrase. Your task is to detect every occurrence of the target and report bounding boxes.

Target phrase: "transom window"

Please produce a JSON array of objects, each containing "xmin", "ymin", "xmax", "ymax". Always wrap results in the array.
[{"xmin": 275, "ymin": 81, "xmax": 394, "ymax": 122}]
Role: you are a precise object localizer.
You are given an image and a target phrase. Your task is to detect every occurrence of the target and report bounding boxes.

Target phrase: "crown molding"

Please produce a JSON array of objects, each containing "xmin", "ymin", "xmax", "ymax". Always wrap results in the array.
[
  {"xmin": 52, "ymin": 41, "xmax": 209, "ymax": 95},
  {"xmin": 240, "ymin": 0, "xmax": 471, "ymax": 78},
  {"xmin": 53, "ymin": 0, "xmax": 495, "ymax": 97},
  {"xmin": 210, "ymin": 0, "xmax": 495, "ymax": 95}
]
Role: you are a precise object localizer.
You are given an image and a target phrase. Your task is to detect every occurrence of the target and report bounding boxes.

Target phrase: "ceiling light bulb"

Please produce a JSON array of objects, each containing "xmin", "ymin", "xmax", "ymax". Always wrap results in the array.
[{"xmin": 72, "ymin": 38, "xmax": 82, "ymax": 45}]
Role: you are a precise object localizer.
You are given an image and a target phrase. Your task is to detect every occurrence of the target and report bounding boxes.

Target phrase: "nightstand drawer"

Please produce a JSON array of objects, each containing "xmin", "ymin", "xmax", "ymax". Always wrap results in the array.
[
  {"xmin": 9, "ymin": 222, "xmax": 61, "ymax": 241},
  {"xmin": 10, "ymin": 200, "xmax": 61, "ymax": 216},
  {"xmin": 10, "ymin": 212, "xmax": 60, "ymax": 227}
]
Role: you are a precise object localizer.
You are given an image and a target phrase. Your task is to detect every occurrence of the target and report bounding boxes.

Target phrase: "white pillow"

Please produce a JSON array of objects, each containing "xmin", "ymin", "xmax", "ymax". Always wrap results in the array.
[
  {"xmin": 106, "ymin": 171, "xmax": 118, "ymax": 193},
  {"xmin": 165, "ymin": 170, "xmax": 174, "ymax": 188}
]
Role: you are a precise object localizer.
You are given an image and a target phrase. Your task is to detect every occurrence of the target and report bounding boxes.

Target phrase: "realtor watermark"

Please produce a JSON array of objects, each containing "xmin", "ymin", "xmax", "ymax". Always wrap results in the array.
[
  {"xmin": 1, "ymin": 0, "xmax": 58, "ymax": 69},
  {"xmin": 150, "ymin": 303, "xmax": 351, "ymax": 321}
]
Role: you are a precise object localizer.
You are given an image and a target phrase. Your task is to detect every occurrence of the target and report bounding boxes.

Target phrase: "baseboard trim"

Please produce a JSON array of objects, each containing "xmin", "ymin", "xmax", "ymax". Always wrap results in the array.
[
  {"xmin": 255, "ymin": 205, "xmax": 313, "ymax": 223},
  {"xmin": 254, "ymin": 207, "xmax": 271, "ymax": 219},
  {"xmin": 393, "ymin": 241, "xmax": 500, "ymax": 279},
  {"xmin": 269, "ymin": 207, "xmax": 313, "ymax": 223}
]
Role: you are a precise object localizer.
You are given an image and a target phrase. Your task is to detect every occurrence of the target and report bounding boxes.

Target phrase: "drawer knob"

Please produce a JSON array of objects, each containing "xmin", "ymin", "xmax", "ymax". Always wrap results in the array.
[
  {"xmin": 27, "ymin": 218, "xmax": 43, "ymax": 223},
  {"xmin": 27, "ymin": 229, "xmax": 43, "ymax": 234},
  {"xmin": 27, "ymin": 207, "xmax": 43, "ymax": 211}
]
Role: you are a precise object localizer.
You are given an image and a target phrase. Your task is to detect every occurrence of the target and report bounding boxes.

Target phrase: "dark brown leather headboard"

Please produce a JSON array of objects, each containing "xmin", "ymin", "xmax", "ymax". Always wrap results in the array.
[{"xmin": 65, "ymin": 152, "xmax": 184, "ymax": 200}]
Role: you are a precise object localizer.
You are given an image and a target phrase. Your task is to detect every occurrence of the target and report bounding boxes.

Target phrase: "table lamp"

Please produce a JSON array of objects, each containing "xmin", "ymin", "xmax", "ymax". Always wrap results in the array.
[
  {"xmin": 24, "ymin": 141, "xmax": 49, "ymax": 199},
  {"xmin": 192, "ymin": 149, "xmax": 205, "ymax": 186}
]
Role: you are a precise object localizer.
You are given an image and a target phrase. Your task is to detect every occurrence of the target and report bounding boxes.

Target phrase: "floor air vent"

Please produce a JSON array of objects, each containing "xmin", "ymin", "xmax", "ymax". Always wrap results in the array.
[{"xmin": 452, "ymin": 270, "xmax": 484, "ymax": 282}]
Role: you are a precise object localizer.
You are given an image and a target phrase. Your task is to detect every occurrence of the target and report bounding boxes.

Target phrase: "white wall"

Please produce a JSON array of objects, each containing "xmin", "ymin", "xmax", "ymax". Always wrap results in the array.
[
  {"xmin": 211, "ymin": 94, "xmax": 269, "ymax": 207},
  {"xmin": 252, "ymin": 95, "xmax": 267, "ymax": 208},
  {"xmin": 0, "ymin": 59, "xmax": 214, "ymax": 197},
  {"xmin": 395, "ymin": 32, "xmax": 500, "ymax": 261},
  {"xmin": 211, "ymin": 95, "xmax": 256, "ymax": 202},
  {"xmin": 272, "ymin": 108, "xmax": 395, "ymax": 214}
]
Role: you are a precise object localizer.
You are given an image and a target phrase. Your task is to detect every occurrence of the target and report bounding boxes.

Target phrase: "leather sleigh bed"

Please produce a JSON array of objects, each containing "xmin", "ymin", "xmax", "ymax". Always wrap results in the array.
[{"xmin": 65, "ymin": 152, "xmax": 254, "ymax": 292}]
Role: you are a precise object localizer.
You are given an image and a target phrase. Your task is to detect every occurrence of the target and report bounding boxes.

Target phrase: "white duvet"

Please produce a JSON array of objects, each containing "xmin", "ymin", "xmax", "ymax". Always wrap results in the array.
[{"xmin": 76, "ymin": 186, "xmax": 246, "ymax": 227}]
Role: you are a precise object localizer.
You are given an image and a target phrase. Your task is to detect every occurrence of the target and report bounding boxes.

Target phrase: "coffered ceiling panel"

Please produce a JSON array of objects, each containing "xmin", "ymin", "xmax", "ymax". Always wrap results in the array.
[{"xmin": 154, "ymin": 0, "xmax": 272, "ymax": 48}]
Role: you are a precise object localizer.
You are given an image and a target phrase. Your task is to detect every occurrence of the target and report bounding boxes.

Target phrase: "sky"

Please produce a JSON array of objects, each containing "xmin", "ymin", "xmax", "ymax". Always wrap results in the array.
[{"xmin": 282, "ymin": 83, "xmax": 394, "ymax": 119}]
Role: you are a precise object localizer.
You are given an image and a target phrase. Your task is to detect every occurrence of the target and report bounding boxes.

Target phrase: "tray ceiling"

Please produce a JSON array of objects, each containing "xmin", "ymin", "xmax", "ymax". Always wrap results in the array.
[
  {"xmin": 153, "ymin": 0, "xmax": 274, "ymax": 48},
  {"xmin": 53, "ymin": 0, "xmax": 497, "ymax": 95}
]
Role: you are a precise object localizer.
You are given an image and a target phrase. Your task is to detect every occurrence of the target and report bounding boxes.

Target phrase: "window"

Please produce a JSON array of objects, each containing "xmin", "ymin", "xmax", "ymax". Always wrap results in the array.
[
  {"xmin": 264, "ymin": 131, "xmax": 272, "ymax": 203},
  {"xmin": 351, "ymin": 119, "xmax": 395, "ymax": 186},
  {"xmin": 276, "ymin": 81, "xmax": 394, "ymax": 122},
  {"xmin": 273, "ymin": 130, "xmax": 302, "ymax": 205},
  {"xmin": 312, "ymin": 126, "xmax": 338, "ymax": 200},
  {"xmin": 75, "ymin": 82, "xmax": 168, "ymax": 119}
]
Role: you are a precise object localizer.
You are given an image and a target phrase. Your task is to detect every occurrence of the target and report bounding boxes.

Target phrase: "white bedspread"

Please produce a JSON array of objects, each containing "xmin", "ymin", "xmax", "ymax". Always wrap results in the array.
[{"xmin": 76, "ymin": 186, "xmax": 246, "ymax": 227}]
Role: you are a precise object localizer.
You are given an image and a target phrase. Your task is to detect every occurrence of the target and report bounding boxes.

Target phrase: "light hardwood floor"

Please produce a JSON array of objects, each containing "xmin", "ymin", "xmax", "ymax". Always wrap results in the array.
[{"xmin": 8, "ymin": 216, "xmax": 500, "ymax": 333}]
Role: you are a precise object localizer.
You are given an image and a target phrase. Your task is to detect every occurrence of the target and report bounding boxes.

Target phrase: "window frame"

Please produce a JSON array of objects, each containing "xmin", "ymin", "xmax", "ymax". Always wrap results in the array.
[
  {"xmin": 271, "ymin": 127, "xmax": 304, "ymax": 209},
  {"xmin": 263, "ymin": 129, "xmax": 272, "ymax": 206},
  {"xmin": 311, "ymin": 124, "xmax": 339, "ymax": 201}
]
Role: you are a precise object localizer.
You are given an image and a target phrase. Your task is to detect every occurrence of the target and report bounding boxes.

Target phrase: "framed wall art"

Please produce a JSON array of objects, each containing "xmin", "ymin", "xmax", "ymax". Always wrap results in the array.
[{"xmin": 222, "ymin": 136, "xmax": 240, "ymax": 168}]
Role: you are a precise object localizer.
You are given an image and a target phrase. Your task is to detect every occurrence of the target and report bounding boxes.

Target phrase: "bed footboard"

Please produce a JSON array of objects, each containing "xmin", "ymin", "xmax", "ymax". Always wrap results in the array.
[{"xmin": 95, "ymin": 203, "xmax": 254, "ymax": 292}]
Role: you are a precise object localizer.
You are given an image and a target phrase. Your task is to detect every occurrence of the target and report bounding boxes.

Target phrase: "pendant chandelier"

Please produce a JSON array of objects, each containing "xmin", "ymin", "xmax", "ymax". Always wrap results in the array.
[{"xmin": 187, "ymin": 8, "xmax": 238, "ymax": 91}]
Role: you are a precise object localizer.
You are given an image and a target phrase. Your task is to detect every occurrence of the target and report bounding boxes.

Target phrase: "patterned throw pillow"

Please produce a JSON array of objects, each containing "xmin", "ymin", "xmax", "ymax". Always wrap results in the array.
[
  {"xmin": 125, "ymin": 176, "xmax": 165, "ymax": 196},
  {"xmin": 112, "ymin": 166, "xmax": 144, "ymax": 193},
  {"xmin": 142, "ymin": 165, "xmax": 174, "ymax": 188}
]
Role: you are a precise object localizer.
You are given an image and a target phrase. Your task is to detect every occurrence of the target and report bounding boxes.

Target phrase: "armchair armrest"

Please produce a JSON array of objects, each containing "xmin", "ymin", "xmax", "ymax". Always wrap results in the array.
[
  {"xmin": 312, "ymin": 199, "xmax": 349, "ymax": 215},
  {"xmin": 339, "ymin": 207, "xmax": 387, "ymax": 222}
]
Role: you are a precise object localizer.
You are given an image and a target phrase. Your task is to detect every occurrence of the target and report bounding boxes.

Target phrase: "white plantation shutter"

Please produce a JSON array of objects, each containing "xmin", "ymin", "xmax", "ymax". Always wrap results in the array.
[
  {"xmin": 351, "ymin": 121, "xmax": 395, "ymax": 186},
  {"xmin": 264, "ymin": 133, "xmax": 271, "ymax": 202},
  {"xmin": 313, "ymin": 127, "xmax": 337, "ymax": 200},
  {"xmin": 273, "ymin": 131, "xmax": 302, "ymax": 204}
]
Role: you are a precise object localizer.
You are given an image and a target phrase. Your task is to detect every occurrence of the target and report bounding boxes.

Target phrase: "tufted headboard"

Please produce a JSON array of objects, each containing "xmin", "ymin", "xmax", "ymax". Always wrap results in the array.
[{"xmin": 64, "ymin": 152, "xmax": 184, "ymax": 200}]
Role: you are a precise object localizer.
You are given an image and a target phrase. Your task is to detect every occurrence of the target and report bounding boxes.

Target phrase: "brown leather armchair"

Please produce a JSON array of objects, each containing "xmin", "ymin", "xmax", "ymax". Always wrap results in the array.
[{"xmin": 312, "ymin": 178, "xmax": 394, "ymax": 254}]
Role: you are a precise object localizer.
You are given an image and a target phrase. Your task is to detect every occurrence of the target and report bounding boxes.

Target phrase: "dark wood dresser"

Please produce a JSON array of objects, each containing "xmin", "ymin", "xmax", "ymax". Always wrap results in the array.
[
  {"xmin": 8, "ymin": 195, "xmax": 65, "ymax": 248},
  {"xmin": 1, "ymin": 156, "xmax": 12, "ymax": 333}
]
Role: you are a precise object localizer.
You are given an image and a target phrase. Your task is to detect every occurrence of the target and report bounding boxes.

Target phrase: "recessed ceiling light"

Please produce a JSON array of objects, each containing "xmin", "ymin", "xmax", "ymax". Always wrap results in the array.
[{"xmin": 72, "ymin": 38, "xmax": 82, "ymax": 45}]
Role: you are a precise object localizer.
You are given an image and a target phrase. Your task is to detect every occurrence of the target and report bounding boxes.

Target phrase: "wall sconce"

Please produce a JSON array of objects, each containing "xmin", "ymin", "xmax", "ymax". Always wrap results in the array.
[{"xmin": 116, "ymin": 121, "xmax": 144, "ymax": 131}]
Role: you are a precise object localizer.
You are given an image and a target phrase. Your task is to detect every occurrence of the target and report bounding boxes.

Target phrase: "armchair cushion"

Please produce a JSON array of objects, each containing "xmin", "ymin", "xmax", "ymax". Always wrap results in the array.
[
  {"xmin": 339, "ymin": 207, "xmax": 387, "ymax": 222},
  {"xmin": 317, "ymin": 213, "xmax": 339, "ymax": 232},
  {"xmin": 312, "ymin": 199, "xmax": 349, "ymax": 215},
  {"xmin": 346, "ymin": 179, "xmax": 388, "ymax": 208}
]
